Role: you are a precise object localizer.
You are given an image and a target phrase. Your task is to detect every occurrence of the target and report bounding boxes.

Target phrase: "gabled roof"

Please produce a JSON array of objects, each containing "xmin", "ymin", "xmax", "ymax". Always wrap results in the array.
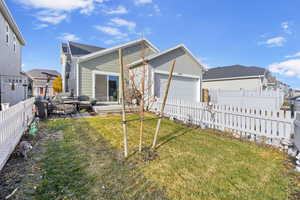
[
  {"xmin": 127, "ymin": 44, "xmax": 204, "ymax": 70},
  {"xmin": 26, "ymin": 69, "xmax": 61, "ymax": 79},
  {"xmin": 68, "ymin": 41, "xmax": 105, "ymax": 56},
  {"xmin": 203, "ymin": 65, "xmax": 267, "ymax": 81},
  {"xmin": 79, "ymin": 38, "xmax": 159, "ymax": 62},
  {"xmin": 0, "ymin": 0, "xmax": 25, "ymax": 45}
]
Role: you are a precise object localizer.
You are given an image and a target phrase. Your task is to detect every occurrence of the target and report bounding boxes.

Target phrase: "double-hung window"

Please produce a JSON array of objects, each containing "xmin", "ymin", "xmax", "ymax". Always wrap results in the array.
[
  {"xmin": 13, "ymin": 35, "xmax": 16, "ymax": 52},
  {"xmin": 5, "ymin": 23, "xmax": 9, "ymax": 45}
]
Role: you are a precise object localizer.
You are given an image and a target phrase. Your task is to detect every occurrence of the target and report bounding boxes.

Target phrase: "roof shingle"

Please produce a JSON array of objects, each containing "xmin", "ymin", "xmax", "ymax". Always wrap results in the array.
[
  {"xmin": 68, "ymin": 41, "xmax": 105, "ymax": 56},
  {"xmin": 26, "ymin": 69, "xmax": 61, "ymax": 79},
  {"xmin": 203, "ymin": 65, "xmax": 267, "ymax": 80}
]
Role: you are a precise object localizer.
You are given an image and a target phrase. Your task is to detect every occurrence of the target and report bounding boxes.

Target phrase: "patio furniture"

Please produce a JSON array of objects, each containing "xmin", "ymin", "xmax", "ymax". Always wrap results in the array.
[
  {"xmin": 78, "ymin": 96, "xmax": 93, "ymax": 111},
  {"xmin": 49, "ymin": 95, "xmax": 77, "ymax": 116}
]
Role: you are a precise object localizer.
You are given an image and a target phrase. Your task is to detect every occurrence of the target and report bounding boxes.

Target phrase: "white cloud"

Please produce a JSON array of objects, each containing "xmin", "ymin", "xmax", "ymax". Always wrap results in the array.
[
  {"xmin": 109, "ymin": 18, "xmax": 136, "ymax": 30},
  {"xmin": 285, "ymin": 52, "xmax": 300, "ymax": 58},
  {"xmin": 104, "ymin": 38, "xmax": 130, "ymax": 45},
  {"xmin": 153, "ymin": 4, "xmax": 160, "ymax": 14},
  {"xmin": 36, "ymin": 10, "xmax": 68, "ymax": 24},
  {"xmin": 262, "ymin": 36, "xmax": 286, "ymax": 47},
  {"xmin": 16, "ymin": 0, "xmax": 109, "ymax": 24},
  {"xmin": 281, "ymin": 21, "xmax": 292, "ymax": 34},
  {"xmin": 104, "ymin": 5, "xmax": 128, "ymax": 14},
  {"xmin": 34, "ymin": 23, "xmax": 49, "ymax": 30},
  {"xmin": 95, "ymin": 26, "xmax": 128, "ymax": 38},
  {"xmin": 58, "ymin": 33, "xmax": 80, "ymax": 41},
  {"xmin": 134, "ymin": 0, "xmax": 153, "ymax": 5},
  {"xmin": 269, "ymin": 59, "xmax": 300, "ymax": 78},
  {"xmin": 17, "ymin": 0, "xmax": 107, "ymax": 12},
  {"xmin": 147, "ymin": 4, "xmax": 161, "ymax": 17}
]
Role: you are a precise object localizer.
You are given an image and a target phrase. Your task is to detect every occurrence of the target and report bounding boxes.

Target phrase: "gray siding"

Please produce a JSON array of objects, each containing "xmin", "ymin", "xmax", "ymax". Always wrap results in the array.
[
  {"xmin": 150, "ymin": 48, "xmax": 202, "ymax": 76},
  {"xmin": 79, "ymin": 42, "xmax": 156, "ymax": 97},
  {"xmin": 0, "ymin": 5, "xmax": 25, "ymax": 105},
  {"xmin": 0, "ymin": 11, "xmax": 22, "ymax": 76}
]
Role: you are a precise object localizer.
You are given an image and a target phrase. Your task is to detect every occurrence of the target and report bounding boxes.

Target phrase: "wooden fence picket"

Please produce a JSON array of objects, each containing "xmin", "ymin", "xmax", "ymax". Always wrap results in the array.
[
  {"xmin": 151, "ymin": 98, "xmax": 294, "ymax": 148},
  {"xmin": 0, "ymin": 98, "xmax": 35, "ymax": 171}
]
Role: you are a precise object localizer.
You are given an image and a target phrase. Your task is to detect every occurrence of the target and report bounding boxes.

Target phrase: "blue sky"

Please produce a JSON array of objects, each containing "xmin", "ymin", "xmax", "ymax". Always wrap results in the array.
[{"xmin": 6, "ymin": 0, "xmax": 300, "ymax": 88}]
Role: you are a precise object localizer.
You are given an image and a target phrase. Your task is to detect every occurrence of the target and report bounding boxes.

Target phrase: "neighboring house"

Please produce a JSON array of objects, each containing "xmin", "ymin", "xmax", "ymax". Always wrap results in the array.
[
  {"xmin": 26, "ymin": 69, "xmax": 61, "ymax": 98},
  {"xmin": 0, "ymin": 0, "xmax": 26, "ymax": 107},
  {"xmin": 267, "ymin": 80, "xmax": 290, "ymax": 94},
  {"xmin": 61, "ymin": 39, "xmax": 205, "ymax": 103},
  {"xmin": 203, "ymin": 65, "xmax": 286, "ymax": 91}
]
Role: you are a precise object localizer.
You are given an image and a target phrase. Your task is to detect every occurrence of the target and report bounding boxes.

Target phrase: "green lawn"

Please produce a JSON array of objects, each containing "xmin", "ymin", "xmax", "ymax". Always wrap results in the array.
[{"xmin": 25, "ymin": 114, "xmax": 299, "ymax": 199}]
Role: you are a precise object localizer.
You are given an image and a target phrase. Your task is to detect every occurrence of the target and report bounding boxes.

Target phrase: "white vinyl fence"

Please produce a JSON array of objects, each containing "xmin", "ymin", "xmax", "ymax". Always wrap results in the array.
[
  {"xmin": 0, "ymin": 97, "xmax": 35, "ymax": 171},
  {"xmin": 151, "ymin": 98, "xmax": 294, "ymax": 147},
  {"xmin": 209, "ymin": 90, "xmax": 285, "ymax": 110}
]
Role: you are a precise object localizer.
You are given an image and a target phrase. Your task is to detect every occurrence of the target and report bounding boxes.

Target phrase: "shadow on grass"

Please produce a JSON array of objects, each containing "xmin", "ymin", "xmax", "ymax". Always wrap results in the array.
[
  {"xmin": 155, "ymin": 124, "xmax": 196, "ymax": 150},
  {"xmin": 30, "ymin": 119, "xmax": 169, "ymax": 200}
]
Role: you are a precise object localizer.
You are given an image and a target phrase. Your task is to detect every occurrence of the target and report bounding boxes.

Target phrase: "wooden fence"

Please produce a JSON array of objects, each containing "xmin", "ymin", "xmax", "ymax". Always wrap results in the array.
[
  {"xmin": 151, "ymin": 98, "xmax": 294, "ymax": 147},
  {"xmin": 0, "ymin": 97, "xmax": 35, "ymax": 171}
]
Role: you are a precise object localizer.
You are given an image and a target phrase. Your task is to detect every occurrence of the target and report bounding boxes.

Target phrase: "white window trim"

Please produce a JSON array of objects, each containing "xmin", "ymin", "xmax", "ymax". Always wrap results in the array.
[{"xmin": 92, "ymin": 70, "xmax": 120, "ymax": 101}]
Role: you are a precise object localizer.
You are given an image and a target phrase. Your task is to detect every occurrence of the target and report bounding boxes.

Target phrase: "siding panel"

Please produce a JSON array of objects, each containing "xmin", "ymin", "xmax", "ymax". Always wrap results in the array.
[
  {"xmin": 203, "ymin": 78, "xmax": 262, "ymax": 91},
  {"xmin": 79, "ymin": 42, "xmax": 156, "ymax": 98},
  {"xmin": 150, "ymin": 48, "xmax": 202, "ymax": 76}
]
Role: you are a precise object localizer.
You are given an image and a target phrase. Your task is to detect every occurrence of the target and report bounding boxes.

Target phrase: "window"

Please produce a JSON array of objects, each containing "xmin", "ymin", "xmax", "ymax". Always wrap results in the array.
[
  {"xmin": 13, "ymin": 35, "xmax": 16, "ymax": 52},
  {"xmin": 40, "ymin": 87, "xmax": 44, "ymax": 95},
  {"xmin": 5, "ymin": 23, "xmax": 9, "ymax": 44},
  {"xmin": 11, "ymin": 81, "xmax": 15, "ymax": 91}
]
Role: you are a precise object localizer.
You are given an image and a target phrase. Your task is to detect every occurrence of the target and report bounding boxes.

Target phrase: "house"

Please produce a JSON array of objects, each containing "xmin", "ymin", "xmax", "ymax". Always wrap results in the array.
[
  {"xmin": 203, "ymin": 65, "xmax": 286, "ymax": 91},
  {"xmin": 26, "ymin": 69, "xmax": 61, "ymax": 98},
  {"xmin": 61, "ymin": 39, "xmax": 205, "ymax": 103},
  {"xmin": 0, "ymin": 0, "xmax": 26, "ymax": 107},
  {"xmin": 128, "ymin": 45, "xmax": 204, "ymax": 102},
  {"xmin": 61, "ymin": 41, "xmax": 105, "ymax": 94}
]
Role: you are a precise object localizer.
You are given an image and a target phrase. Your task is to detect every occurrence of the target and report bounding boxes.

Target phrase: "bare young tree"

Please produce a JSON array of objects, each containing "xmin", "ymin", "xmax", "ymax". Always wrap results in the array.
[{"xmin": 122, "ymin": 39, "xmax": 176, "ymax": 154}]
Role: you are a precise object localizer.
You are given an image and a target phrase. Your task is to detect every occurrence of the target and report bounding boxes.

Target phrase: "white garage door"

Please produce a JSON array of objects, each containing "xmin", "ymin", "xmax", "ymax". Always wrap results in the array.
[{"xmin": 155, "ymin": 73, "xmax": 199, "ymax": 102}]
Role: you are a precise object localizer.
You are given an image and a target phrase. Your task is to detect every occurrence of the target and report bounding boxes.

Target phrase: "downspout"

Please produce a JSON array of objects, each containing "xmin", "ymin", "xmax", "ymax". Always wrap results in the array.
[{"xmin": 76, "ymin": 59, "xmax": 80, "ymax": 97}]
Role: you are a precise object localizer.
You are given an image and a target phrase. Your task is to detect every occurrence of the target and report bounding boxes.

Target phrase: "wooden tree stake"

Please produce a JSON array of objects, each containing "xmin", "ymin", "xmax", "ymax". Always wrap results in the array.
[
  {"xmin": 119, "ymin": 48, "xmax": 128, "ymax": 157},
  {"xmin": 139, "ymin": 43, "xmax": 146, "ymax": 152},
  {"xmin": 152, "ymin": 60, "xmax": 176, "ymax": 149}
]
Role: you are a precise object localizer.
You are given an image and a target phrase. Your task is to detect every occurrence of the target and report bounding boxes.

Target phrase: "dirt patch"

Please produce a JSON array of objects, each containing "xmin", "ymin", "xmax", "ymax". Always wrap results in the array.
[{"xmin": 0, "ymin": 127, "xmax": 63, "ymax": 200}]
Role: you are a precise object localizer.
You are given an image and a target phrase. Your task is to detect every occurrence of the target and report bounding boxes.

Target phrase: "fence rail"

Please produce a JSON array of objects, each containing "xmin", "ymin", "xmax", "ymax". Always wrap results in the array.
[
  {"xmin": 151, "ymin": 98, "xmax": 294, "ymax": 147},
  {"xmin": 209, "ymin": 89, "xmax": 285, "ymax": 110},
  {"xmin": 0, "ymin": 97, "xmax": 35, "ymax": 171}
]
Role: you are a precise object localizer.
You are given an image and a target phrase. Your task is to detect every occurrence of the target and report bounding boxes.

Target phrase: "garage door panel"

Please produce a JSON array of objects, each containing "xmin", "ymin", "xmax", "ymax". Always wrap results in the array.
[{"xmin": 155, "ymin": 73, "xmax": 198, "ymax": 101}]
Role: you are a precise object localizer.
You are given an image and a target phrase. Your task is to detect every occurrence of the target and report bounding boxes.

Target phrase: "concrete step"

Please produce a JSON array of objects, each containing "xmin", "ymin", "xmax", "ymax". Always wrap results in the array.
[{"xmin": 93, "ymin": 105, "xmax": 138, "ymax": 114}]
